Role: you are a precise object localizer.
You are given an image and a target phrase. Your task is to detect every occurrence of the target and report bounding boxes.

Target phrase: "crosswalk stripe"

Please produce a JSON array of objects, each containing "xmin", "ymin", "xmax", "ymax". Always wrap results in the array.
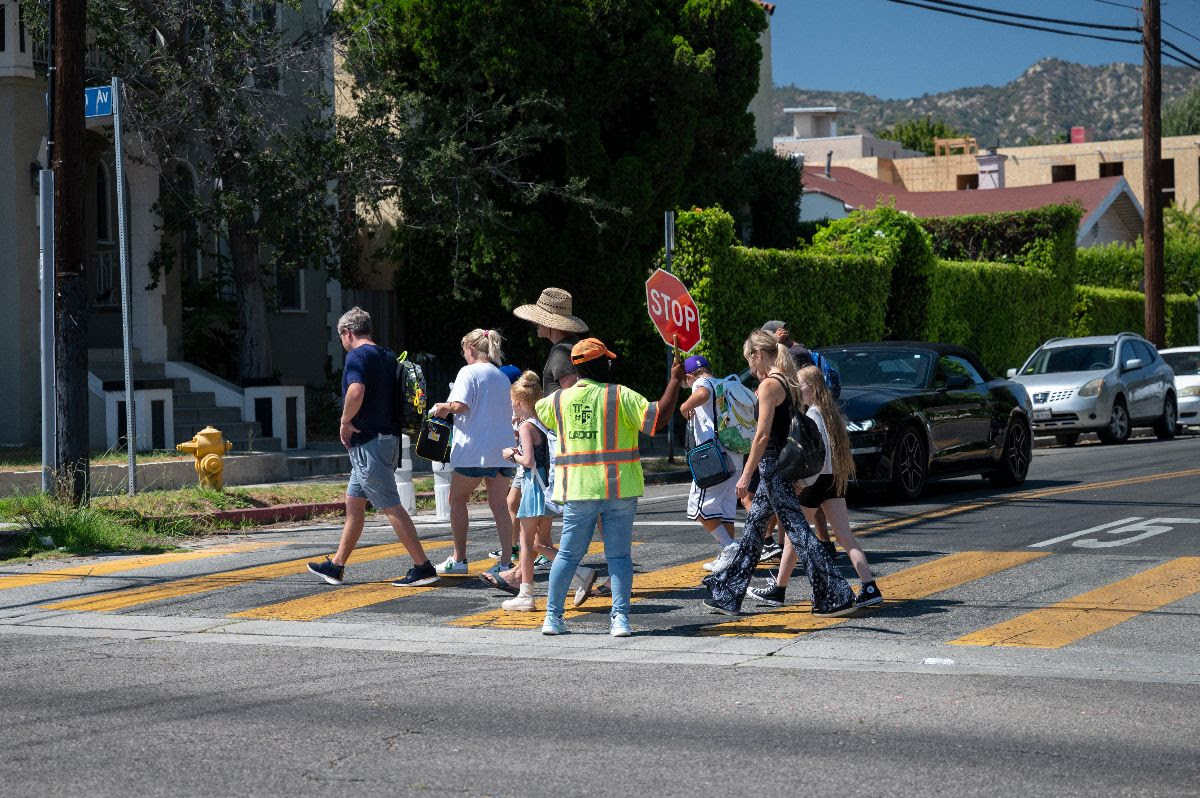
[
  {"xmin": 702, "ymin": 550, "xmax": 1049, "ymax": 639},
  {"xmin": 0, "ymin": 542, "xmax": 276, "ymax": 592},
  {"xmin": 451, "ymin": 544, "xmax": 698, "ymax": 630},
  {"xmin": 951, "ymin": 556, "xmax": 1200, "ymax": 649},
  {"xmin": 42, "ymin": 541, "xmax": 448, "ymax": 613}
]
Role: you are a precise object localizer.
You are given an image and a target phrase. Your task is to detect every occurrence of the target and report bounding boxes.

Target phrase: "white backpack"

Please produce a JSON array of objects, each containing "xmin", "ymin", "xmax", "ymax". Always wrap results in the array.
[{"xmin": 710, "ymin": 375, "xmax": 758, "ymax": 454}]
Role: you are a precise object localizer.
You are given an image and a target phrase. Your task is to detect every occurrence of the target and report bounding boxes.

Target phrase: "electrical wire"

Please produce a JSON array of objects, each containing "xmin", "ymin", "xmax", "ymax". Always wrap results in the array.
[
  {"xmin": 1162, "ymin": 39, "xmax": 1200, "ymax": 70},
  {"xmin": 903, "ymin": 0, "xmax": 1139, "ymax": 31},
  {"xmin": 879, "ymin": 0, "xmax": 1143, "ymax": 45},
  {"xmin": 1163, "ymin": 19, "xmax": 1200, "ymax": 47}
]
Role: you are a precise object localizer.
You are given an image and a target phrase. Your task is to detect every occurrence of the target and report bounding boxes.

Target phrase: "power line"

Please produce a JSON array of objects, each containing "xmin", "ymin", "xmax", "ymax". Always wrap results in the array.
[
  {"xmin": 879, "ymin": 0, "xmax": 1142, "ymax": 45},
  {"xmin": 1087, "ymin": 0, "xmax": 1139, "ymax": 10},
  {"xmin": 1163, "ymin": 19, "xmax": 1200, "ymax": 47},
  {"xmin": 908, "ymin": 0, "xmax": 1139, "ymax": 31},
  {"xmin": 1162, "ymin": 38, "xmax": 1200, "ymax": 70}
]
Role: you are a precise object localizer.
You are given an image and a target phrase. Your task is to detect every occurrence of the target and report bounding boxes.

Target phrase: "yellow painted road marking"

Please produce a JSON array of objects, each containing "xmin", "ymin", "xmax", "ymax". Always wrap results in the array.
[
  {"xmin": 451, "ymin": 543, "xmax": 691, "ymax": 630},
  {"xmin": 952, "ymin": 556, "xmax": 1200, "ymax": 649},
  {"xmin": 852, "ymin": 467, "xmax": 1200, "ymax": 539},
  {"xmin": 703, "ymin": 550, "xmax": 1049, "ymax": 639},
  {"xmin": 43, "ymin": 541, "xmax": 449, "ymax": 613},
  {"xmin": 0, "ymin": 542, "xmax": 276, "ymax": 591}
]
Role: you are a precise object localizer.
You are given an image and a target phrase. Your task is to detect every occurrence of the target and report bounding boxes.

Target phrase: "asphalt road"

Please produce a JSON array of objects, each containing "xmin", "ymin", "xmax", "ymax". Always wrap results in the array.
[{"xmin": 2, "ymin": 433, "xmax": 1199, "ymax": 796}]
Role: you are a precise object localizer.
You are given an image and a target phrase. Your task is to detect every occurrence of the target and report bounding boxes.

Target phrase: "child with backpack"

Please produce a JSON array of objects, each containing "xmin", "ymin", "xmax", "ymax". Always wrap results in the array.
[{"xmin": 679, "ymin": 356, "xmax": 746, "ymax": 573}]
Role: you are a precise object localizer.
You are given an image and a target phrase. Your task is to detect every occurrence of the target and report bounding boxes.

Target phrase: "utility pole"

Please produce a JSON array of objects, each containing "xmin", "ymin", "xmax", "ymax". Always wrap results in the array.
[
  {"xmin": 1142, "ymin": 0, "xmax": 1165, "ymax": 347},
  {"xmin": 53, "ymin": 0, "xmax": 89, "ymax": 503}
]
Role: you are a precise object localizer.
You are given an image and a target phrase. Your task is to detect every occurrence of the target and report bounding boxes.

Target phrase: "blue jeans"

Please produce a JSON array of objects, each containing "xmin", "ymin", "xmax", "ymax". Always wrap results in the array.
[{"xmin": 546, "ymin": 496, "xmax": 638, "ymax": 620}]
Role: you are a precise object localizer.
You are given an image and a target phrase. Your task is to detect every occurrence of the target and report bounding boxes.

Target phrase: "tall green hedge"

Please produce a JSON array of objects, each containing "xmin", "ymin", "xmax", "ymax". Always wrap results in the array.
[
  {"xmin": 920, "ymin": 204, "xmax": 1081, "ymax": 281},
  {"xmin": 1076, "ymin": 238, "xmax": 1200, "ymax": 295},
  {"xmin": 671, "ymin": 208, "xmax": 891, "ymax": 373},
  {"xmin": 924, "ymin": 260, "xmax": 1074, "ymax": 374},
  {"xmin": 809, "ymin": 204, "xmax": 935, "ymax": 340},
  {"xmin": 1071, "ymin": 286, "xmax": 1200, "ymax": 347}
]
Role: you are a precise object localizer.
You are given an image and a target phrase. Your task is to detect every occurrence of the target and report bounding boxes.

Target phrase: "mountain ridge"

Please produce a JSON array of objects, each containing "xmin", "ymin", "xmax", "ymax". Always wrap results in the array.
[{"xmin": 773, "ymin": 58, "xmax": 1200, "ymax": 146}]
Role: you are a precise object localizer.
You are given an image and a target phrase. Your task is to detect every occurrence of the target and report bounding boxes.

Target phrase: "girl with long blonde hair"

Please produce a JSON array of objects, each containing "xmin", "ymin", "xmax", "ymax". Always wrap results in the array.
[
  {"xmin": 702, "ymin": 330, "xmax": 855, "ymax": 616},
  {"xmin": 748, "ymin": 365, "xmax": 882, "ymax": 608}
]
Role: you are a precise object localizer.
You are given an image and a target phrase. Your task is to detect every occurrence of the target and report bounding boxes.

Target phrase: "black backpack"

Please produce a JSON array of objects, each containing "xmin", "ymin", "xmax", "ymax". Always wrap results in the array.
[
  {"xmin": 776, "ymin": 410, "xmax": 826, "ymax": 482},
  {"xmin": 393, "ymin": 351, "xmax": 428, "ymax": 436}
]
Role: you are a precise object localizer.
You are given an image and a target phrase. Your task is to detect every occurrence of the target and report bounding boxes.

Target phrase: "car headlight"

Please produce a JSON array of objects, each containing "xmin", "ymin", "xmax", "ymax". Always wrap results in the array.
[
  {"xmin": 1078, "ymin": 378, "xmax": 1105, "ymax": 398},
  {"xmin": 1180, "ymin": 385, "xmax": 1200, "ymax": 398},
  {"xmin": 846, "ymin": 419, "xmax": 876, "ymax": 432}
]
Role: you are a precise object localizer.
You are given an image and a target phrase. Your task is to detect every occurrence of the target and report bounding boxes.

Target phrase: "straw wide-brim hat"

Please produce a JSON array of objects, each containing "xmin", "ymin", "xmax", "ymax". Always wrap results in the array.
[{"xmin": 512, "ymin": 287, "xmax": 589, "ymax": 333}]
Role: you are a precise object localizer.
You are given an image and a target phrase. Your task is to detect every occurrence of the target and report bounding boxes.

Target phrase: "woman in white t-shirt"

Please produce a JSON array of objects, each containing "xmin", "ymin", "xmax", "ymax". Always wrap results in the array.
[
  {"xmin": 678, "ymin": 355, "xmax": 743, "ymax": 574},
  {"xmin": 748, "ymin": 364, "xmax": 883, "ymax": 609},
  {"xmin": 429, "ymin": 329, "xmax": 517, "ymax": 577}
]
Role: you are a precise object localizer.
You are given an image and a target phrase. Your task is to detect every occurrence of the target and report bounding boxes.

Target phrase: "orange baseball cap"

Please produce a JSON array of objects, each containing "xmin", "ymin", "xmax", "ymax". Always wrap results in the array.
[{"xmin": 571, "ymin": 337, "xmax": 618, "ymax": 365}]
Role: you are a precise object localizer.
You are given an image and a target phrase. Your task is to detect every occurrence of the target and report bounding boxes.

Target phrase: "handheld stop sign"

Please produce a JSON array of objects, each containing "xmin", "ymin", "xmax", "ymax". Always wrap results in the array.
[{"xmin": 645, "ymin": 269, "xmax": 702, "ymax": 353}]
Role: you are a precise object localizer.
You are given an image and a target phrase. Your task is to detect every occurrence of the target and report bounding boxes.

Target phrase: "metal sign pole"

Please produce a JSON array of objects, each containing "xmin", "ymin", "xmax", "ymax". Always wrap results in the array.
[
  {"xmin": 663, "ymin": 211, "xmax": 675, "ymax": 462},
  {"xmin": 39, "ymin": 170, "xmax": 57, "ymax": 494},
  {"xmin": 112, "ymin": 77, "xmax": 136, "ymax": 494}
]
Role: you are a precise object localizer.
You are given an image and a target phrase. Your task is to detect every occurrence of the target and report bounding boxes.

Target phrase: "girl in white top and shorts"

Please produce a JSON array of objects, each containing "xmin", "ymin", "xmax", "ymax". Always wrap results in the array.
[{"xmin": 679, "ymin": 355, "xmax": 742, "ymax": 574}]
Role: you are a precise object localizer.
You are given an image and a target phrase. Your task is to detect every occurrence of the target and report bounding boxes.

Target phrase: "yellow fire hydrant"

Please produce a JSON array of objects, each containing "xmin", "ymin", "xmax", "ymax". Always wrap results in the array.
[{"xmin": 176, "ymin": 426, "xmax": 234, "ymax": 490}]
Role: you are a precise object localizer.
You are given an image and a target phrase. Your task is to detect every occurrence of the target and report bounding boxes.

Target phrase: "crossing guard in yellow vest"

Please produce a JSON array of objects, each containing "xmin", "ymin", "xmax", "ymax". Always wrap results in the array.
[{"xmin": 535, "ymin": 337, "xmax": 684, "ymax": 637}]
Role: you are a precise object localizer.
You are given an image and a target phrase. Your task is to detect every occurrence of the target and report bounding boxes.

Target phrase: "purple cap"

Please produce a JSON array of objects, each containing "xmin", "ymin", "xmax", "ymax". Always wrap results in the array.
[{"xmin": 683, "ymin": 355, "xmax": 710, "ymax": 375}]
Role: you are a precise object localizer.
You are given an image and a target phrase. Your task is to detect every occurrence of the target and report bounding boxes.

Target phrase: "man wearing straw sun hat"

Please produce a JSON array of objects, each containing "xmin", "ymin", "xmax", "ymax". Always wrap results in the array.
[{"xmin": 513, "ymin": 287, "xmax": 590, "ymax": 394}]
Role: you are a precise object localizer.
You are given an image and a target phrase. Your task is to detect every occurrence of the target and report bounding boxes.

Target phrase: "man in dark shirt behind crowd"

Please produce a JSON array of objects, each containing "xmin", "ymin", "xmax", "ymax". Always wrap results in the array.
[{"xmin": 514, "ymin": 287, "xmax": 590, "ymax": 393}]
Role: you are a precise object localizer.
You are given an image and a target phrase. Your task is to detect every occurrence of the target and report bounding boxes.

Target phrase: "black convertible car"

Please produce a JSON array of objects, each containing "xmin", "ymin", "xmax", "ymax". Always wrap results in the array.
[{"xmin": 819, "ymin": 342, "xmax": 1034, "ymax": 499}]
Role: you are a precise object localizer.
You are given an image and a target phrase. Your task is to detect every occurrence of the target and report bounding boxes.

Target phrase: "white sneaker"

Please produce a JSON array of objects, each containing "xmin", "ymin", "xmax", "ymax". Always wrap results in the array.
[
  {"xmin": 707, "ymin": 542, "xmax": 739, "ymax": 574},
  {"xmin": 502, "ymin": 585, "xmax": 536, "ymax": 612},
  {"xmin": 572, "ymin": 566, "xmax": 597, "ymax": 607},
  {"xmin": 435, "ymin": 556, "xmax": 468, "ymax": 576},
  {"xmin": 610, "ymin": 613, "xmax": 632, "ymax": 637}
]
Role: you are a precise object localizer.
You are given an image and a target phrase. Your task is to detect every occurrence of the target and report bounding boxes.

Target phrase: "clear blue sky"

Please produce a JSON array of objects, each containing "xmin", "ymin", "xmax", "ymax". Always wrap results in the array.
[{"xmin": 769, "ymin": 0, "xmax": 1200, "ymax": 98}]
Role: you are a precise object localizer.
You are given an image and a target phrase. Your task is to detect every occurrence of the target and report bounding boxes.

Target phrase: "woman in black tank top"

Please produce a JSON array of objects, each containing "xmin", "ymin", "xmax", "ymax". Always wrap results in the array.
[{"xmin": 703, "ymin": 330, "xmax": 855, "ymax": 617}]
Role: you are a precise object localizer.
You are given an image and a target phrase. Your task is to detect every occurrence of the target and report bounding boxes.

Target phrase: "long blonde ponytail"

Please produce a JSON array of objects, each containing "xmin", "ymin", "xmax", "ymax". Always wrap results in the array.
[{"xmin": 798, "ymin": 365, "xmax": 855, "ymax": 494}]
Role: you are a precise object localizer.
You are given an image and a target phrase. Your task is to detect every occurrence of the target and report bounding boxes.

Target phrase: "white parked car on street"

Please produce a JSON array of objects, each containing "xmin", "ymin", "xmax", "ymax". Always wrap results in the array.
[
  {"xmin": 1160, "ymin": 346, "xmax": 1200, "ymax": 429},
  {"xmin": 1008, "ymin": 332, "xmax": 1177, "ymax": 445}
]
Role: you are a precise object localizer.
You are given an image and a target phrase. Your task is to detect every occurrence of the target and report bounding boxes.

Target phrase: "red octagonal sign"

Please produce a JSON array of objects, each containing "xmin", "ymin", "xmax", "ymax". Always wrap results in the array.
[{"xmin": 645, "ymin": 268, "xmax": 702, "ymax": 353}]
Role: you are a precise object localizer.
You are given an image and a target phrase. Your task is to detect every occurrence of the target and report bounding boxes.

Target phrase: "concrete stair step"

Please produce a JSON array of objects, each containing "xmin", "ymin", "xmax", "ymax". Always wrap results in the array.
[
  {"xmin": 174, "ymin": 391, "xmax": 217, "ymax": 410},
  {"xmin": 229, "ymin": 437, "xmax": 282, "ymax": 453},
  {"xmin": 174, "ymin": 420, "xmax": 262, "ymax": 446},
  {"xmin": 286, "ymin": 451, "xmax": 351, "ymax": 479},
  {"xmin": 174, "ymin": 406, "xmax": 243, "ymax": 426}
]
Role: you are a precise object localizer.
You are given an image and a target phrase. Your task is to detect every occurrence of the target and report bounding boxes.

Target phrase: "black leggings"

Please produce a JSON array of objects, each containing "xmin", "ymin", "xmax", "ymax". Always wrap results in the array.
[{"xmin": 703, "ymin": 456, "xmax": 853, "ymax": 613}]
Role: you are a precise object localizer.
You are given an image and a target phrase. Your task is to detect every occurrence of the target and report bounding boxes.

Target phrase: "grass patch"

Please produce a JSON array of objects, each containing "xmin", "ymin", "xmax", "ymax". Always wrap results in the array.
[
  {"xmin": 90, "ymin": 482, "xmax": 349, "ymax": 517},
  {"xmin": 0, "ymin": 447, "xmax": 190, "ymax": 472},
  {"xmin": 0, "ymin": 493, "xmax": 184, "ymax": 560}
]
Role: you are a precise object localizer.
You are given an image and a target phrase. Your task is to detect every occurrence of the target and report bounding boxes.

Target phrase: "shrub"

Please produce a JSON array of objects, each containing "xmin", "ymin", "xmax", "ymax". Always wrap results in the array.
[
  {"xmin": 1075, "ymin": 242, "xmax": 1142, "ymax": 290},
  {"xmin": 810, "ymin": 204, "xmax": 934, "ymax": 340},
  {"xmin": 671, "ymin": 207, "xmax": 891, "ymax": 373},
  {"xmin": 1071, "ymin": 286, "xmax": 1200, "ymax": 347},
  {"xmin": 919, "ymin": 203, "xmax": 1081, "ymax": 280},
  {"xmin": 925, "ymin": 260, "xmax": 1073, "ymax": 374}
]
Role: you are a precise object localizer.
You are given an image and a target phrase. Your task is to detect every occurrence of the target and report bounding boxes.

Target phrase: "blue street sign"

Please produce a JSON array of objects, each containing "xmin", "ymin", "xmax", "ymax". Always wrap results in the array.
[{"xmin": 84, "ymin": 86, "xmax": 113, "ymax": 118}]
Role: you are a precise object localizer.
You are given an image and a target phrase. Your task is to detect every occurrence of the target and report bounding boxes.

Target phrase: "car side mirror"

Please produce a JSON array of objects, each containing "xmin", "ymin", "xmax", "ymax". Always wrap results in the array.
[
  {"xmin": 1122, "ymin": 358, "xmax": 1144, "ymax": 372},
  {"xmin": 1006, "ymin": 368, "xmax": 1017, "ymax": 378},
  {"xmin": 942, "ymin": 374, "xmax": 971, "ymax": 390}
]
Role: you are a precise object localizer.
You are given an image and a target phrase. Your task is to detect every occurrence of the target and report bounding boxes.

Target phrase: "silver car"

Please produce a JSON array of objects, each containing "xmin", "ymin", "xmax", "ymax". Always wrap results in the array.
[{"xmin": 1008, "ymin": 332, "xmax": 1178, "ymax": 445}]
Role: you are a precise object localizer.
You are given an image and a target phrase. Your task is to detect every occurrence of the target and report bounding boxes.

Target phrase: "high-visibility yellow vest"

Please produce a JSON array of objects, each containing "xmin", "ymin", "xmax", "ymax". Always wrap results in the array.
[{"xmin": 535, "ymin": 379, "xmax": 659, "ymax": 501}]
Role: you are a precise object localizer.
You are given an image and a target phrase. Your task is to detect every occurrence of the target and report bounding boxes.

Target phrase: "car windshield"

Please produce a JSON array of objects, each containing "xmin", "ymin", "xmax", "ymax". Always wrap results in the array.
[
  {"xmin": 1162, "ymin": 351, "xmax": 1200, "ymax": 376},
  {"xmin": 823, "ymin": 349, "xmax": 934, "ymax": 389},
  {"xmin": 1021, "ymin": 344, "xmax": 1114, "ymax": 375}
]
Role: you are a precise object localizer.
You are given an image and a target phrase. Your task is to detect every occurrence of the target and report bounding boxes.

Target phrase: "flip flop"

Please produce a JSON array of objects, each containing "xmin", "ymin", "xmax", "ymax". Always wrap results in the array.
[{"xmin": 480, "ymin": 572, "xmax": 520, "ymax": 595}]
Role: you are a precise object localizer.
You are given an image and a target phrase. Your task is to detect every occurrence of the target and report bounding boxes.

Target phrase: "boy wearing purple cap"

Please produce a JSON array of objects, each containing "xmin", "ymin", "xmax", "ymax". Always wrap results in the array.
[{"xmin": 678, "ymin": 355, "xmax": 742, "ymax": 574}]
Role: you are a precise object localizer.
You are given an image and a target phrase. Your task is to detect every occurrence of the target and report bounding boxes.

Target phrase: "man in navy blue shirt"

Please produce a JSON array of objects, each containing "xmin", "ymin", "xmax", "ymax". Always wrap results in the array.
[{"xmin": 307, "ymin": 307, "xmax": 438, "ymax": 587}]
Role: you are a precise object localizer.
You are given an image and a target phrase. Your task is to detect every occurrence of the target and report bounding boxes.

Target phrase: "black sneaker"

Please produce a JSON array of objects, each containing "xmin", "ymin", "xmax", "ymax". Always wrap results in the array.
[
  {"xmin": 748, "ymin": 579, "xmax": 786, "ymax": 607},
  {"xmin": 854, "ymin": 581, "xmax": 883, "ymax": 608},
  {"xmin": 307, "ymin": 557, "xmax": 344, "ymax": 586},
  {"xmin": 760, "ymin": 542, "xmax": 784, "ymax": 562},
  {"xmin": 392, "ymin": 561, "xmax": 438, "ymax": 587},
  {"xmin": 812, "ymin": 598, "xmax": 857, "ymax": 618},
  {"xmin": 702, "ymin": 598, "xmax": 741, "ymax": 616},
  {"xmin": 820, "ymin": 540, "xmax": 837, "ymax": 560}
]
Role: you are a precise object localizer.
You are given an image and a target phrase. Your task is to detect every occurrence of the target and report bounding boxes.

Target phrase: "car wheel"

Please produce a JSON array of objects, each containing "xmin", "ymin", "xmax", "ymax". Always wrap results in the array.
[
  {"xmin": 1097, "ymin": 398, "xmax": 1130, "ymax": 445},
  {"xmin": 990, "ymin": 419, "xmax": 1032, "ymax": 486},
  {"xmin": 1054, "ymin": 433, "xmax": 1080, "ymax": 447},
  {"xmin": 1153, "ymin": 393, "xmax": 1177, "ymax": 440},
  {"xmin": 890, "ymin": 425, "xmax": 927, "ymax": 500}
]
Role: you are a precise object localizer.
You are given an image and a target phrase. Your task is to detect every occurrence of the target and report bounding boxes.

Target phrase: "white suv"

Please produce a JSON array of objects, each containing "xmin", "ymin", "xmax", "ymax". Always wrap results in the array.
[{"xmin": 1009, "ymin": 333, "xmax": 1178, "ymax": 445}]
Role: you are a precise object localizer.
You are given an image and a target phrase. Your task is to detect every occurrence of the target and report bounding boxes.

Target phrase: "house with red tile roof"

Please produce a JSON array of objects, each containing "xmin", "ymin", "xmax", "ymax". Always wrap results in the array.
[{"xmin": 802, "ymin": 165, "xmax": 1144, "ymax": 246}]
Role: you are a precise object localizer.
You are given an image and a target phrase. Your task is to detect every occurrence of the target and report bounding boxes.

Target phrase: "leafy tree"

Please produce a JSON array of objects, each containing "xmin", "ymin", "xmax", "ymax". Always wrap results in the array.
[
  {"xmin": 1163, "ymin": 83, "xmax": 1200, "ymax": 137},
  {"xmin": 24, "ymin": 0, "xmax": 348, "ymax": 382},
  {"xmin": 339, "ymin": 0, "xmax": 768, "ymax": 390},
  {"xmin": 706, "ymin": 150, "xmax": 804, "ymax": 249},
  {"xmin": 875, "ymin": 116, "xmax": 964, "ymax": 155}
]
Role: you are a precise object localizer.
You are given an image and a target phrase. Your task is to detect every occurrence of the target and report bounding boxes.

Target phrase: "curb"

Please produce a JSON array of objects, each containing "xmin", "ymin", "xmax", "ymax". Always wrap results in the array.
[{"xmin": 169, "ymin": 502, "xmax": 345, "ymax": 526}]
